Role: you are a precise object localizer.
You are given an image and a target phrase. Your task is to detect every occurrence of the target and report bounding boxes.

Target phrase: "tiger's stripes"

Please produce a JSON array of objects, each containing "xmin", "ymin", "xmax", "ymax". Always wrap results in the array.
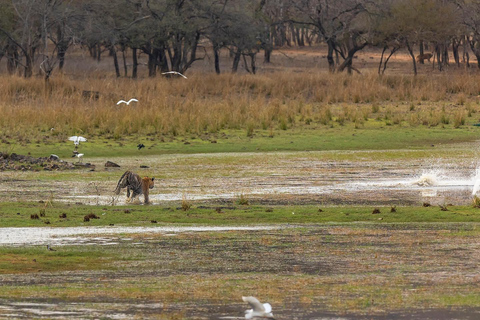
[{"xmin": 114, "ymin": 170, "xmax": 155, "ymax": 204}]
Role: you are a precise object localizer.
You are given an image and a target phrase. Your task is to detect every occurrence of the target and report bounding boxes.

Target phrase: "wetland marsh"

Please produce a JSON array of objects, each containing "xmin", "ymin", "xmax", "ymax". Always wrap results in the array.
[{"xmin": 3, "ymin": 47, "xmax": 480, "ymax": 319}]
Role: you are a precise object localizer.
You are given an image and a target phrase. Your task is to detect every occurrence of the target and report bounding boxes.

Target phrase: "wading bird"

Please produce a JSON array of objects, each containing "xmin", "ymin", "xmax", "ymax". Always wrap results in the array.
[
  {"xmin": 242, "ymin": 296, "xmax": 275, "ymax": 319},
  {"xmin": 47, "ymin": 245, "xmax": 56, "ymax": 251},
  {"xmin": 72, "ymin": 152, "xmax": 84, "ymax": 163},
  {"xmin": 161, "ymin": 71, "xmax": 187, "ymax": 79},
  {"xmin": 117, "ymin": 98, "xmax": 138, "ymax": 105}
]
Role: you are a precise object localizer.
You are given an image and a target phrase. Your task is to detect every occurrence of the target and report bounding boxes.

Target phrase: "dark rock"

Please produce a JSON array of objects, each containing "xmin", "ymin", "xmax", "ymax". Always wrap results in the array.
[{"xmin": 105, "ymin": 161, "xmax": 121, "ymax": 167}]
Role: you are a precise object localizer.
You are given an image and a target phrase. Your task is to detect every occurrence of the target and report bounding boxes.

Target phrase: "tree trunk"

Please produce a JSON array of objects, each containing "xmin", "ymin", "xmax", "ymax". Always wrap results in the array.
[
  {"xmin": 289, "ymin": 23, "xmax": 297, "ymax": 46},
  {"xmin": 89, "ymin": 44, "xmax": 96, "ymax": 59},
  {"xmin": 132, "ymin": 48, "xmax": 138, "ymax": 79},
  {"xmin": 337, "ymin": 43, "xmax": 367, "ymax": 74},
  {"xmin": 157, "ymin": 45, "xmax": 168, "ymax": 73},
  {"xmin": 148, "ymin": 50, "xmax": 157, "ymax": 77},
  {"xmin": 378, "ymin": 46, "xmax": 387, "ymax": 74},
  {"xmin": 250, "ymin": 53, "xmax": 256, "ymax": 74},
  {"xmin": 57, "ymin": 41, "xmax": 68, "ymax": 70},
  {"xmin": 111, "ymin": 45, "xmax": 120, "ymax": 77},
  {"xmin": 232, "ymin": 49, "xmax": 241, "ymax": 73},
  {"xmin": 418, "ymin": 41, "xmax": 425, "ymax": 64},
  {"xmin": 452, "ymin": 38, "xmax": 460, "ymax": 67},
  {"xmin": 171, "ymin": 35, "xmax": 182, "ymax": 71},
  {"xmin": 463, "ymin": 36, "xmax": 470, "ymax": 68},
  {"xmin": 443, "ymin": 46, "xmax": 449, "ymax": 66},
  {"xmin": 299, "ymin": 26, "xmax": 305, "ymax": 47},
  {"xmin": 24, "ymin": 47, "xmax": 34, "ymax": 78},
  {"xmin": 326, "ymin": 38, "xmax": 335, "ymax": 73},
  {"xmin": 435, "ymin": 45, "xmax": 443, "ymax": 71},
  {"xmin": 406, "ymin": 42, "xmax": 417, "ymax": 76},
  {"xmin": 96, "ymin": 43, "xmax": 102, "ymax": 62},
  {"xmin": 264, "ymin": 48, "xmax": 271, "ymax": 63},
  {"xmin": 213, "ymin": 45, "xmax": 220, "ymax": 74},
  {"xmin": 6, "ymin": 41, "xmax": 18, "ymax": 75},
  {"xmin": 122, "ymin": 49, "xmax": 128, "ymax": 77},
  {"xmin": 382, "ymin": 47, "xmax": 399, "ymax": 75}
]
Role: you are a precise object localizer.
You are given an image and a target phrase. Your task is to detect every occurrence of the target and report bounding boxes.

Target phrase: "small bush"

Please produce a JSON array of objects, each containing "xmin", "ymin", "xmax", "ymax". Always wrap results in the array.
[{"xmin": 237, "ymin": 194, "xmax": 249, "ymax": 205}]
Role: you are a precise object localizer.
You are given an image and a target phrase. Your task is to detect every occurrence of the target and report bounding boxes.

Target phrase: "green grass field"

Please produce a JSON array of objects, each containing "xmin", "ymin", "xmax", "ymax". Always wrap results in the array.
[
  {"xmin": 2, "ymin": 202, "xmax": 480, "ymax": 228},
  {"xmin": 3, "ymin": 119, "xmax": 480, "ymax": 159}
]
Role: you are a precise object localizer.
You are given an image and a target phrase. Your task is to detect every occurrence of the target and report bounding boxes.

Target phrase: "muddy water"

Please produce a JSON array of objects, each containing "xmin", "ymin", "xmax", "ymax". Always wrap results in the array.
[{"xmin": 1, "ymin": 148, "xmax": 479, "ymax": 206}]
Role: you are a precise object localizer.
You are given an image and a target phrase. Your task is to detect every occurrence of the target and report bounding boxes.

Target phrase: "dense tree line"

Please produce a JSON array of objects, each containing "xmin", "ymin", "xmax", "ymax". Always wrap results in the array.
[{"xmin": 1, "ymin": 0, "xmax": 480, "ymax": 79}]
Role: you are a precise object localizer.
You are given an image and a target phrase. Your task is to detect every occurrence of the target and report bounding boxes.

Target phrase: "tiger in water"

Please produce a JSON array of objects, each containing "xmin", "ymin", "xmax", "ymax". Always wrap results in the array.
[{"xmin": 114, "ymin": 171, "xmax": 155, "ymax": 204}]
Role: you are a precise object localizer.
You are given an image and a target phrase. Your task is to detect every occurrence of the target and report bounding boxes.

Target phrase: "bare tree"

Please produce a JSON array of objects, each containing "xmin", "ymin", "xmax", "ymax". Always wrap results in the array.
[
  {"xmin": 289, "ymin": 0, "xmax": 371, "ymax": 73},
  {"xmin": 459, "ymin": 1, "xmax": 480, "ymax": 69}
]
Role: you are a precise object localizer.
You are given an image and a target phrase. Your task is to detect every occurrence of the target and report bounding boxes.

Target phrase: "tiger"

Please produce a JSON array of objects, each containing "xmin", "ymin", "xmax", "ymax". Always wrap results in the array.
[{"xmin": 114, "ymin": 170, "xmax": 155, "ymax": 204}]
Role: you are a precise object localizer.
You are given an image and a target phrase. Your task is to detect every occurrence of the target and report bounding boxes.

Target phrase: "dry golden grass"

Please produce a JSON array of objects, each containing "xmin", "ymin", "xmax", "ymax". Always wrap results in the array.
[{"xmin": 1, "ymin": 71, "xmax": 480, "ymax": 141}]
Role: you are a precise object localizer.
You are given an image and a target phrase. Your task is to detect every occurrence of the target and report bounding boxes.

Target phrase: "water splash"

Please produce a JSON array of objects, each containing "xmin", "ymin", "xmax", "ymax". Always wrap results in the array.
[
  {"xmin": 413, "ymin": 169, "xmax": 443, "ymax": 187},
  {"xmin": 472, "ymin": 168, "xmax": 480, "ymax": 196}
]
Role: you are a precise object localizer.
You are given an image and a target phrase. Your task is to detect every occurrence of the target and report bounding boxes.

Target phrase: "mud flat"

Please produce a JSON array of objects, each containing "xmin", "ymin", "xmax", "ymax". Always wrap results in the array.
[{"xmin": 1, "ymin": 224, "xmax": 480, "ymax": 319}]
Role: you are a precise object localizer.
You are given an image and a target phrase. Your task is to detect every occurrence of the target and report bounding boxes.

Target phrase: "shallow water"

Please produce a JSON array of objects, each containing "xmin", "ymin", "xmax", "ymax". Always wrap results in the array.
[
  {"xmin": 1, "ymin": 147, "xmax": 480, "ymax": 206},
  {"xmin": 0, "ymin": 225, "xmax": 281, "ymax": 246}
]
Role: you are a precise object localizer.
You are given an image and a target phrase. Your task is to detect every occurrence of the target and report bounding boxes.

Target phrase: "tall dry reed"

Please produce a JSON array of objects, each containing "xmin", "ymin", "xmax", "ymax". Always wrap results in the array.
[{"xmin": 1, "ymin": 71, "xmax": 480, "ymax": 141}]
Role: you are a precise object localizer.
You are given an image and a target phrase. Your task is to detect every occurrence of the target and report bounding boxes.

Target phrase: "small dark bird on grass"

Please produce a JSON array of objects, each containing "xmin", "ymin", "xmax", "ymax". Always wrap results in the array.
[
  {"xmin": 137, "ymin": 143, "xmax": 145, "ymax": 150},
  {"xmin": 47, "ymin": 245, "xmax": 56, "ymax": 251}
]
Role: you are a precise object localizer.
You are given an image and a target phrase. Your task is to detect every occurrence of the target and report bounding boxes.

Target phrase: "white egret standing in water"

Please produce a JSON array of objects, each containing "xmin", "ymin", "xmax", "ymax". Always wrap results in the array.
[{"xmin": 72, "ymin": 153, "xmax": 84, "ymax": 163}]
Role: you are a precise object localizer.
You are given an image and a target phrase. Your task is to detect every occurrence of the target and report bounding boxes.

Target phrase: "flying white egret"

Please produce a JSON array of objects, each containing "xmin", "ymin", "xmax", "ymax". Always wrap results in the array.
[
  {"xmin": 161, "ymin": 71, "xmax": 187, "ymax": 79},
  {"xmin": 117, "ymin": 98, "xmax": 139, "ymax": 105},
  {"xmin": 68, "ymin": 136, "xmax": 87, "ymax": 146},
  {"xmin": 242, "ymin": 296, "xmax": 275, "ymax": 319}
]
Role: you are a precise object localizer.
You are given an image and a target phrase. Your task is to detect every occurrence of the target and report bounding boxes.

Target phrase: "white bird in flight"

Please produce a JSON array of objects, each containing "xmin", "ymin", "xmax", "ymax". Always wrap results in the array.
[
  {"xmin": 117, "ymin": 98, "xmax": 138, "ymax": 105},
  {"xmin": 242, "ymin": 296, "xmax": 275, "ymax": 319},
  {"xmin": 68, "ymin": 136, "xmax": 87, "ymax": 146},
  {"xmin": 161, "ymin": 71, "xmax": 187, "ymax": 79}
]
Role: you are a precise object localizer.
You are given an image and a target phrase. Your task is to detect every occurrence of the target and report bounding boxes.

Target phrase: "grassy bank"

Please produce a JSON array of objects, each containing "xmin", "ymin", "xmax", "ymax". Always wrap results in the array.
[
  {"xmin": 2, "ymin": 122, "xmax": 480, "ymax": 159},
  {"xmin": 2, "ymin": 202, "xmax": 480, "ymax": 227}
]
